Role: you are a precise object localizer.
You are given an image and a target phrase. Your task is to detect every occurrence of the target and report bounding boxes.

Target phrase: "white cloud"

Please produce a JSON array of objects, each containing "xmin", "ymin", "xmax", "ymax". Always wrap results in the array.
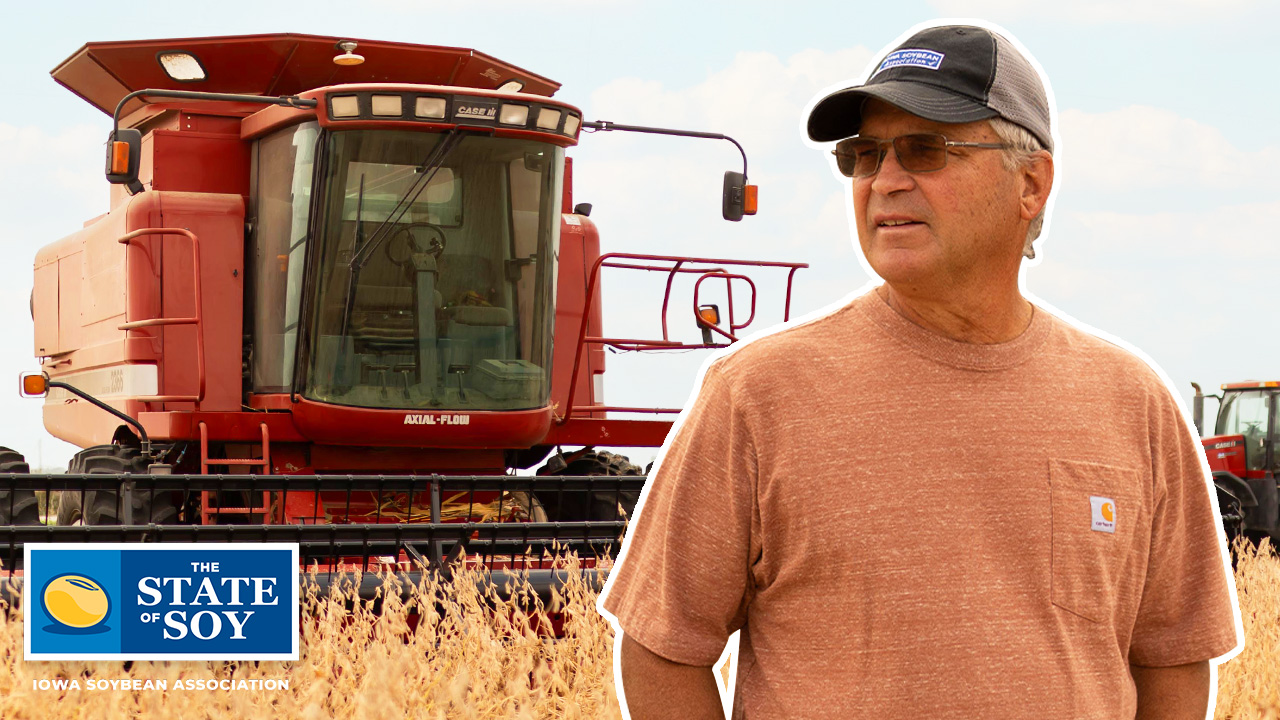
[
  {"xmin": 0, "ymin": 123, "xmax": 106, "ymax": 230},
  {"xmin": 0, "ymin": 123, "xmax": 103, "ymax": 168},
  {"xmin": 1064, "ymin": 200, "xmax": 1280, "ymax": 260},
  {"xmin": 1056, "ymin": 105, "xmax": 1280, "ymax": 194},
  {"xmin": 368, "ymin": 0, "xmax": 621, "ymax": 8},
  {"xmin": 1029, "ymin": 200, "xmax": 1280, "ymax": 412},
  {"xmin": 928, "ymin": 0, "xmax": 1260, "ymax": 23},
  {"xmin": 576, "ymin": 46, "xmax": 877, "ymax": 263},
  {"xmin": 575, "ymin": 46, "xmax": 877, "ymax": 332},
  {"xmin": 0, "ymin": 123, "xmax": 108, "ymax": 469},
  {"xmin": 587, "ymin": 47, "xmax": 875, "ymax": 156}
]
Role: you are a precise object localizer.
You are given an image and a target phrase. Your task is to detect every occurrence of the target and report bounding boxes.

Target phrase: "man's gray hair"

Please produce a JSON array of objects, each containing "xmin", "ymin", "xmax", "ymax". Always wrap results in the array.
[{"xmin": 988, "ymin": 117, "xmax": 1050, "ymax": 259}]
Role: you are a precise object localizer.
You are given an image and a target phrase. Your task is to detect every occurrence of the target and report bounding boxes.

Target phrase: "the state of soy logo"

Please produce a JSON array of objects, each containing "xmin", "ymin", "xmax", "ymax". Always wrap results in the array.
[
  {"xmin": 24, "ymin": 543, "xmax": 298, "ymax": 660},
  {"xmin": 42, "ymin": 574, "xmax": 111, "ymax": 631}
]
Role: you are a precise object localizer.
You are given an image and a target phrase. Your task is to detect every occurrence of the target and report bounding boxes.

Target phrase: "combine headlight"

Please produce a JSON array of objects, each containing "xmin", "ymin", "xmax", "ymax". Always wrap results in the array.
[
  {"xmin": 563, "ymin": 114, "xmax": 580, "ymax": 136},
  {"xmin": 416, "ymin": 97, "xmax": 447, "ymax": 119},
  {"xmin": 330, "ymin": 95, "xmax": 360, "ymax": 118},
  {"xmin": 158, "ymin": 52, "xmax": 206, "ymax": 82},
  {"xmin": 370, "ymin": 95, "xmax": 403, "ymax": 117},
  {"xmin": 499, "ymin": 104, "xmax": 530, "ymax": 126},
  {"xmin": 536, "ymin": 108, "xmax": 561, "ymax": 130}
]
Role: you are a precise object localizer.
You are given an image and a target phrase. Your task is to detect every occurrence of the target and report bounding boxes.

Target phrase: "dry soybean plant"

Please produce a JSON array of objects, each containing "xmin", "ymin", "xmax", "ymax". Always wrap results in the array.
[
  {"xmin": 2, "ymin": 545, "xmax": 1277, "ymax": 719},
  {"xmin": 0, "ymin": 554, "xmax": 624, "ymax": 720},
  {"xmin": 1216, "ymin": 539, "xmax": 1280, "ymax": 719}
]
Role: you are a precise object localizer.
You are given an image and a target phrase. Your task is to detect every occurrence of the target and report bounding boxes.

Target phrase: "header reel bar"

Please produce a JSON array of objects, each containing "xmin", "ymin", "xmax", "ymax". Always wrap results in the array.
[{"xmin": 0, "ymin": 472, "xmax": 642, "ymax": 594}]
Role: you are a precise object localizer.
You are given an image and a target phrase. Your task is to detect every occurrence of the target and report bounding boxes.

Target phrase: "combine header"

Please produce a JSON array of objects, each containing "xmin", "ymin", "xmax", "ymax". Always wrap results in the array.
[{"xmin": 1, "ymin": 34, "xmax": 805, "ymax": 595}]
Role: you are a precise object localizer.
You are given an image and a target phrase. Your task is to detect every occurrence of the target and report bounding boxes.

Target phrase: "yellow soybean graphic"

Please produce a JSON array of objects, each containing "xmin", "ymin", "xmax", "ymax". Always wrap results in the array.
[{"xmin": 43, "ymin": 575, "xmax": 109, "ymax": 628}]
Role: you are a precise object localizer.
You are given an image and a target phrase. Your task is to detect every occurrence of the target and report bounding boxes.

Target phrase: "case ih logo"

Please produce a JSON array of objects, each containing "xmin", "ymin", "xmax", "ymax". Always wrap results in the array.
[
  {"xmin": 455, "ymin": 103, "xmax": 497, "ymax": 121},
  {"xmin": 25, "ymin": 544, "xmax": 298, "ymax": 660},
  {"xmin": 404, "ymin": 414, "xmax": 471, "ymax": 426}
]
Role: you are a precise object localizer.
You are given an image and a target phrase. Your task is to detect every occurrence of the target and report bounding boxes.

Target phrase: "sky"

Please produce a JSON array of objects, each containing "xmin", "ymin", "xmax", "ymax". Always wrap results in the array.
[{"xmin": 2, "ymin": 0, "xmax": 1278, "ymax": 470}]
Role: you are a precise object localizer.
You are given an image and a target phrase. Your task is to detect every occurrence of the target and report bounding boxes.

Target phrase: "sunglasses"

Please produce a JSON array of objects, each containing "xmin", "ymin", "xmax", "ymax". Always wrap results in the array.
[{"xmin": 831, "ymin": 133, "xmax": 1009, "ymax": 178}]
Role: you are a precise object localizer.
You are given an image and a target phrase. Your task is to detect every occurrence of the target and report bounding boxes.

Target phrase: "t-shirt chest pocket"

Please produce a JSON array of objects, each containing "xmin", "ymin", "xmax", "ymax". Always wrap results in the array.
[{"xmin": 1050, "ymin": 459, "xmax": 1147, "ymax": 623}]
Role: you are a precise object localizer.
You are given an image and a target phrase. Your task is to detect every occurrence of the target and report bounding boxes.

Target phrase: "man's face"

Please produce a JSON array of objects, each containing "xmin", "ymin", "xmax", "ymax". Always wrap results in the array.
[{"xmin": 853, "ymin": 99, "xmax": 1029, "ymax": 295}]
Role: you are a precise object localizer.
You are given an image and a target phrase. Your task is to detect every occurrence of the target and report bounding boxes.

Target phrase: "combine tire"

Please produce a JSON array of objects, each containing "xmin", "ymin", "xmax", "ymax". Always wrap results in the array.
[
  {"xmin": 0, "ymin": 447, "xmax": 41, "ymax": 525},
  {"xmin": 508, "ymin": 492, "xmax": 549, "ymax": 523},
  {"xmin": 68, "ymin": 445, "xmax": 179, "ymax": 525},
  {"xmin": 535, "ymin": 450, "xmax": 643, "ymax": 522},
  {"xmin": 56, "ymin": 491, "xmax": 82, "ymax": 526}
]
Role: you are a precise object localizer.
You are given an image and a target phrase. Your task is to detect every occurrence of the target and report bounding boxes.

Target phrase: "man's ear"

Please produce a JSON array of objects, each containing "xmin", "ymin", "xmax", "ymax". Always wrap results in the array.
[{"xmin": 1019, "ymin": 150, "xmax": 1054, "ymax": 221}]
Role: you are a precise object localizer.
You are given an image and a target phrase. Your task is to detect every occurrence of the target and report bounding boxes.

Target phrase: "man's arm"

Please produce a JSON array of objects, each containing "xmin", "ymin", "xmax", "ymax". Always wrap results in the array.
[
  {"xmin": 619, "ymin": 633, "xmax": 724, "ymax": 720},
  {"xmin": 1131, "ymin": 661, "xmax": 1211, "ymax": 720}
]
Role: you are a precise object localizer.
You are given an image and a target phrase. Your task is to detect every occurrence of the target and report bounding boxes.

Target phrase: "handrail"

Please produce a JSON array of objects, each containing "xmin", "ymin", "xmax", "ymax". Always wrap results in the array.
[
  {"xmin": 560, "ymin": 252, "xmax": 806, "ymax": 424},
  {"xmin": 118, "ymin": 228, "xmax": 205, "ymax": 406}
]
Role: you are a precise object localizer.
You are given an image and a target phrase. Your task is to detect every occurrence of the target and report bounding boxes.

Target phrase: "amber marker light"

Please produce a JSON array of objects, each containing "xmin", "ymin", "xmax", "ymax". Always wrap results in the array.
[
  {"xmin": 697, "ymin": 304, "xmax": 721, "ymax": 345},
  {"xmin": 110, "ymin": 141, "xmax": 131, "ymax": 175},
  {"xmin": 333, "ymin": 41, "xmax": 365, "ymax": 66},
  {"xmin": 20, "ymin": 373, "xmax": 48, "ymax": 397},
  {"xmin": 698, "ymin": 305, "xmax": 720, "ymax": 326},
  {"xmin": 743, "ymin": 185, "xmax": 758, "ymax": 215}
]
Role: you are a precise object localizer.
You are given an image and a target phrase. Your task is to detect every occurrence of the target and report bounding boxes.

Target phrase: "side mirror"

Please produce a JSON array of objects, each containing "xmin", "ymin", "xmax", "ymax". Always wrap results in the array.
[
  {"xmin": 105, "ymin": 128, "xmax": 143, "ymax": 194},
  {"xmin": 722, "ymin": 171, "xmax": 758, "ymax": 222}
]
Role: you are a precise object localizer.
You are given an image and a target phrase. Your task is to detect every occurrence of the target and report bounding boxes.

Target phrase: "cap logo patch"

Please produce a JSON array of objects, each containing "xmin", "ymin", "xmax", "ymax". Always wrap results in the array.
[
  {"xmin": 1090, "ymin": 496, "xmax": 1116, "ymax": 534},
  {"xmin": 875, "ymin": 49, "xmax": 945, "ymax": 75}
]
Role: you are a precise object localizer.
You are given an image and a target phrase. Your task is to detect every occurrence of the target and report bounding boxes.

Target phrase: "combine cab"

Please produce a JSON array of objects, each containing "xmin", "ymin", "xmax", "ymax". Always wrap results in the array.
[
  {"xmin": 1, "ymin": 34, "xmax": 805, "ymax": 596},
  {"xmin": 1194, "ymin": 381, "xmax": 1279, "ymax": 543}
]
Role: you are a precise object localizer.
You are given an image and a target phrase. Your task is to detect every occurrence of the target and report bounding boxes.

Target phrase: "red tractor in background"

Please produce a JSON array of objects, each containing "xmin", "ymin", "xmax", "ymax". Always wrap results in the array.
[
  {"xmin": 0, "ymin": 34, "xmax": 804, "ymax": 593},
  {"xmin": 1194, "ymin": 381, "xmax": 1279, "ymax": 543}
]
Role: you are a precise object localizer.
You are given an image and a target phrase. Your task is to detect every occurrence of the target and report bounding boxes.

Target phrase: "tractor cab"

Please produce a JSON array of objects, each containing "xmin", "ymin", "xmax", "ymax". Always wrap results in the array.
[
  {"xmin": 1195, "ymin": 381, "xmax": 1280, "ymax": 539},
  {"xmin": 1211, "ymin": 384, "xmax": 1278, "ymax": 475}
]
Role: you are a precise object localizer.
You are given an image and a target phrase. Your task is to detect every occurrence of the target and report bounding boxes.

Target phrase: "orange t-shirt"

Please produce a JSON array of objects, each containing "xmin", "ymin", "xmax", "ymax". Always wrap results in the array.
[{"xmin": 600, "ymin": 290, "xmax": 1239, "ymax": 719}]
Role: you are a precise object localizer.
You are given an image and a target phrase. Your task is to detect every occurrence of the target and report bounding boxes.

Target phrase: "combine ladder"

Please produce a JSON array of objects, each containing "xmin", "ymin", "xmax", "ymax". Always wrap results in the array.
[{"xmin": 198, "ymin": 421, "xmax": 272, "ymax": 524}]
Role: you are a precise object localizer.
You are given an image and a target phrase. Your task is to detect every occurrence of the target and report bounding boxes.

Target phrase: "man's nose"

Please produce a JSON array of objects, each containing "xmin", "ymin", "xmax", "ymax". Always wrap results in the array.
[{"xmin": 869, "ymin": 145, "xmax": 915, "ymax": 194}]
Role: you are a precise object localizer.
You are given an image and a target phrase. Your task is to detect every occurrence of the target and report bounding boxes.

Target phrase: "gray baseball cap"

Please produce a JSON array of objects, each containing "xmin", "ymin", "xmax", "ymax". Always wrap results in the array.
[{"xmin": 807, "ymin": 25, "xmax": 1053, "ymax": 151}]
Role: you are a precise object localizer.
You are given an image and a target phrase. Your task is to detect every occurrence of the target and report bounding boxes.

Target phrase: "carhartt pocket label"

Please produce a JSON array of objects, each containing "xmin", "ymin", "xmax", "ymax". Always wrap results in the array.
[{"xmin": 1090, "ymin": 496, "xmax": 1116, "ymax": 533}]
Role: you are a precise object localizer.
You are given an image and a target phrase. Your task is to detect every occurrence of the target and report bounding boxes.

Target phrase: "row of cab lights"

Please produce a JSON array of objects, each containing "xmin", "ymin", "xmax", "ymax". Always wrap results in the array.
[{"xmin": 329, "ymin": 94, "xmax": 581, "ymax": 135}]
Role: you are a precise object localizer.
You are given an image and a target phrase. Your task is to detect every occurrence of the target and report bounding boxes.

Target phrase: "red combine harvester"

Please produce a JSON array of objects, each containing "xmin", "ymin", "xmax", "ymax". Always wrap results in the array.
[
  {"xmin": 1, "ymin": 34, "xmax": 805, "ymax": 596},
  {"xmin": 1193, "ymin": 381, "xmax": 1279, "ymax": 543}
]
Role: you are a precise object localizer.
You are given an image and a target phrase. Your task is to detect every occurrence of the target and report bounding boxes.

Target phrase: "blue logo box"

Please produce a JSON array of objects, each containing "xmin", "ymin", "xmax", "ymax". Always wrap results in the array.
[{"xmin": 24, "ymin": 544, "xmax": 299, "ymax": 661}]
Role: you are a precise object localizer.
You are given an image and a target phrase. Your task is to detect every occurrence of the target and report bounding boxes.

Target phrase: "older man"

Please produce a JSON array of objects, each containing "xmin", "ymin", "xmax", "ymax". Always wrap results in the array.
[{"xmin": 599, "ymin": 24, "xmax": 1239, "ymax": 720}]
